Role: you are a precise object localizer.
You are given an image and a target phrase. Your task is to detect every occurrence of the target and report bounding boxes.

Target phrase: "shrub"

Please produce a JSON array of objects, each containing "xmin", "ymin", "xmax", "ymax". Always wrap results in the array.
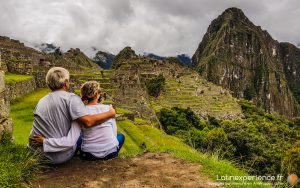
[
  {"xmin": 159, "ymin": 107, "xmax": 205, "ymax": 135},
  {"xmin": 244, "ymin": 86, "xmax": 256, "ymax": 100},
  {"xmin": 204, "ymin": 128, "xmax": 236, "ymax": 158},
  {"xmin": 145, "ymin": 74, "xmax": 165, "ymax": 97},
  {"xmin": 283, "ymin": 140, "xmax": 300, "ymax": 176},
  {"xmin": 158, "ymin": 100, "xmax": 300, "ymax": 176}
]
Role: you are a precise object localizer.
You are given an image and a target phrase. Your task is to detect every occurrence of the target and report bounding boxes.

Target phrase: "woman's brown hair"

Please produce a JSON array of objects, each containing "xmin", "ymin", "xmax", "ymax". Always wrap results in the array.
[{"xmin": 80, "ymin": 81, "xmax": 100, "ymax": 104}]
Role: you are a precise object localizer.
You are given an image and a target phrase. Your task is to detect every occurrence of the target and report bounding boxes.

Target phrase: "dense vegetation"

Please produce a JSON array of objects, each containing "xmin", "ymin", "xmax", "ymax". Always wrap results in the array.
[
  {"xmin": 159, "ymin": 100, "xmax": 300, "ymax": 176},
  {"xmin": 145, "ymin": 74, "xmax": 165, "ymax": 97},
  {"xmin": 0, "ymin": 135, "xmax": 40, "ymax": 187}
]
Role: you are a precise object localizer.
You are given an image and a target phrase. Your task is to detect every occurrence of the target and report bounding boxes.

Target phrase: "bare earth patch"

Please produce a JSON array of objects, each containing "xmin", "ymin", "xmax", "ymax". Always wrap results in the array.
[{"xmin": 30, "ymin": 152, "xmax": 217, "ymax": 188}]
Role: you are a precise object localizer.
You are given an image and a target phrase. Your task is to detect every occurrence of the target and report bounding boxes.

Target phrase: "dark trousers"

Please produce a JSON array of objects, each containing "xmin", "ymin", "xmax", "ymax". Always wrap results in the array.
[{"xmin": 80, "ymin": 133, "xmax": 125, "ymax": 161}]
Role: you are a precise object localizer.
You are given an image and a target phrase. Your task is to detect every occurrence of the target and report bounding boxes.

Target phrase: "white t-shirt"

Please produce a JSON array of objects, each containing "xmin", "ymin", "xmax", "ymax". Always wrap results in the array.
[{"xmin": 43, "ymin": 104, "xmax": 118, "ymax": 159}]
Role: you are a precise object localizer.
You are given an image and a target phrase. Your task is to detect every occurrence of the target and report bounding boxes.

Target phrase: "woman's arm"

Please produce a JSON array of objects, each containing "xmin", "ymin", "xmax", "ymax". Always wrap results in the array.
[{"xmin": 30, "ymin": 122, "xmax": 81, "ymax": 153}]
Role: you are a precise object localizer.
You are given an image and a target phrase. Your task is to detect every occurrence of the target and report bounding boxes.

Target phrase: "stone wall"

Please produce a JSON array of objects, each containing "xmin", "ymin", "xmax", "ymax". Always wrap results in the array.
[
  {"xmin": 111, "ymin": 64, "xmax": 158, "ymax": 123},
  {"xmin": 34, "ymin": 71, "xmax": 47, "ymax": 88},
  {"xmin": 5, "ymin": 77, "xmax": 37, "ymax": 101},
  {"xmin": 0, "ymin": 71, "xmax": 13, "ymax": 140}
]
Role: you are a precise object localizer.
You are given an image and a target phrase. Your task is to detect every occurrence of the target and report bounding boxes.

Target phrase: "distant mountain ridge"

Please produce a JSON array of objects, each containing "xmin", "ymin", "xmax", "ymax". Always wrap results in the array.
[
  {"xmin": 192, "ymin": 7, "xmax": 300, "ymax": 117},
  {"xmin": 0, "ymin": 37, "xmax": 101, "ymax": 75},
  {"xmin": 93, "ymin": 51, "xmax": 115, "ymax": 69},
  {"xmin": 143, "ymin": 53, "xmax": 191, "ymax": 66}
]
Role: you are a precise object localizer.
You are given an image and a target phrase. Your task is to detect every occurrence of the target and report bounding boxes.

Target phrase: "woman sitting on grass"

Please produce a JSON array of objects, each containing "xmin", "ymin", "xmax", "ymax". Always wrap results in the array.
[{"xmin": 35, "ymin": 81, "xmax": 125, "ymax": 160}]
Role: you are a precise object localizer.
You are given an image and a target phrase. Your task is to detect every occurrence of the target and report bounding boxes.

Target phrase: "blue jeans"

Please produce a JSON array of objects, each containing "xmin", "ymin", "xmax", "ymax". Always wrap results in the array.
[{"xmin": 80, "ymin": 133, "xmax": 125, "ymax": 160}]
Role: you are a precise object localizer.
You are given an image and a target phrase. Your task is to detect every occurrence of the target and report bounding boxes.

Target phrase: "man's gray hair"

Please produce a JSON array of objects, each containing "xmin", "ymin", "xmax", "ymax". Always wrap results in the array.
[{"xmin": 46, "ymin": 67, "xmax": 70, "ymax": 90}]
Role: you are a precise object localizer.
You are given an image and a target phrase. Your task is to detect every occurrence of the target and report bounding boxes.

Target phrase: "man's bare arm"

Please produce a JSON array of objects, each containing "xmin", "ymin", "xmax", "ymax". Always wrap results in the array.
[{"xmin": 76, "ymin": 105, "xmax": 116, "ymax": 127}]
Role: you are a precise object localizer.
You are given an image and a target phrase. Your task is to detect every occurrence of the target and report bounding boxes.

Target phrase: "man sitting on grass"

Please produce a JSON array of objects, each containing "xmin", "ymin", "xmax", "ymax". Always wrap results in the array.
[{"xmin": 29, "ymin": 67, "xmax": 116, "ymax": 164}]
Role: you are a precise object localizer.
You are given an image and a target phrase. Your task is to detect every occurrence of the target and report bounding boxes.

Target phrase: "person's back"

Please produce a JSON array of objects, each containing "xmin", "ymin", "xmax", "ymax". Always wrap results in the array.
[
  {"xmin": 81, "ymin": 104, "xmax": 118, "ymax": 158},
  {"xmin": 29, "ymin": 90, "xmax": 88, "ymax": 163}
]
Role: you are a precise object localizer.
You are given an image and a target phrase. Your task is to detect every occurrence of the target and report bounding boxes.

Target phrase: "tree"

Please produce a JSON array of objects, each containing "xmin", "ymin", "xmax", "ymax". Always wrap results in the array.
[{"xmin": 145, "ymin": 74, "xmax": 165, "ymax": 97}]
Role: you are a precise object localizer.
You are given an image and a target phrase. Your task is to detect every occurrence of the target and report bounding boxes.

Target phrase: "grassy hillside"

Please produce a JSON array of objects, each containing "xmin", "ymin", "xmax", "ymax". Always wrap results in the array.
[
  {"xmin": 5, "ymin": 72, "xmax": 33, "ymax": 84},
  {"xmin": 150, "ymin": 74, "xmax": 242, "ymax": 119},
  {"xmin": 8, "ymin": 88, "xmax": 271, "ymax": 187},
  {"xmin": 11, "ymin": 88, "xmax": 51, "ymax": 144}
]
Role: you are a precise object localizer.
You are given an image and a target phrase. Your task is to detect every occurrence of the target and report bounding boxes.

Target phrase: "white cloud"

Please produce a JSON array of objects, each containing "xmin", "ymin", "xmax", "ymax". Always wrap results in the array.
[{"xmin": 0, "ymin": 0, "xmax": 299, "ymax": 57}]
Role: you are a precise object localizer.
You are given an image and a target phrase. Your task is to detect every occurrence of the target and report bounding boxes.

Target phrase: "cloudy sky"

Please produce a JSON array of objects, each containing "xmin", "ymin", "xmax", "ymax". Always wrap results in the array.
[{"xmin": 0, "ymin": 0, "xmax": 299, "ymax": 57}]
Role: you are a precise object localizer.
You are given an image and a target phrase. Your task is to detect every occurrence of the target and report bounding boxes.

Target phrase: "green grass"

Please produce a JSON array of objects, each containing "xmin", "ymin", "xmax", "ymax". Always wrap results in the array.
[
  {"xmin": 5, "ymin": 72, "xmax": 33, "ymax": 84},
  {"xmin": 134, "ymin": 118, "xmax": 149, "ymax": 125},
  {"xmin": 0, "ymin": 135, "xmax": 40, "ymax": 187},
  {"xmin": 11, "ymin": 88, "xmax": 50, "ymax": 144},
  {"xmin": 149, "ymin": 75, "xmax": 242, "ymax": 119},
  {"xmin": 116, "ymin": 108, "xmax": 132, "ymax": 114},
  {"xmin": 10, "ymin": 89, "xmax": 269, "ymax": 187}
]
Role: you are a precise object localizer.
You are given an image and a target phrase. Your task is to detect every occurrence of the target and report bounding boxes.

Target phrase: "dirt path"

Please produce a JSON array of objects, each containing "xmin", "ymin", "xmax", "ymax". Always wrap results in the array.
[{"xmin": 30, "ymin": 152, "xmax": 218, "ymax": 188}]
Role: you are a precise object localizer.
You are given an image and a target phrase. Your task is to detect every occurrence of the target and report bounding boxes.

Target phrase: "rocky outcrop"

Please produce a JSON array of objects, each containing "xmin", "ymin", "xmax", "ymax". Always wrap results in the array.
[
  {"xmin": 0, "ymin": 71, "xmax": 13, "ymax": 140},
  {"xmin": 192, "ymin": 7, "xmax": 299, "ymax": 118},
  {"xmin": 0, "ymin": 36, "xmax": 101, "ymax": 75},
  {"xmin": 280, "ymin": 43, "xmax": 300, "ymax": 108}
]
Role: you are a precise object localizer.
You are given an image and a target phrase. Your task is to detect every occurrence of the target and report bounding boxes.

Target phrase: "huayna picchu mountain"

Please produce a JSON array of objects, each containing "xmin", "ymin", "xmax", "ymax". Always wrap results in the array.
[{"xmin": 192, "ymin": 7, "xmax": 300, "ymax": 118}]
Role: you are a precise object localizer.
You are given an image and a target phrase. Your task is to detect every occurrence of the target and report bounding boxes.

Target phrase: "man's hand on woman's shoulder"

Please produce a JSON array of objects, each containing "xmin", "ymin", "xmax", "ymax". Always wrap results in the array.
[{"xmin": 109, "ymin": 105, "xmax": 116, "ymax": 118}]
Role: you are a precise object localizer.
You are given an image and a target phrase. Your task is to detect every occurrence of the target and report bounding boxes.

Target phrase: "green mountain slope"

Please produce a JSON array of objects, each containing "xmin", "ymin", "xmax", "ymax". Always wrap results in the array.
[{"xmin": 191, "ymin": 7, "xmax": 299, "ymax": 118}]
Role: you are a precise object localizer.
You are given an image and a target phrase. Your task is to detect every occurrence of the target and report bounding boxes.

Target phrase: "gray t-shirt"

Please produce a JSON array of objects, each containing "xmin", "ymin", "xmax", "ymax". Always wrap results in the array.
[{"xmin": 29, "ymin": 90, "xmax": 88, "ymax": 164}]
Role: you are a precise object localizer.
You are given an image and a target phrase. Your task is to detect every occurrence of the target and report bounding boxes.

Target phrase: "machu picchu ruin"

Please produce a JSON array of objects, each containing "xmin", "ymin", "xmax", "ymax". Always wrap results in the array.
[{"xmin": 1, "ymin": 4, "xmax": 300, "ymax": 188}]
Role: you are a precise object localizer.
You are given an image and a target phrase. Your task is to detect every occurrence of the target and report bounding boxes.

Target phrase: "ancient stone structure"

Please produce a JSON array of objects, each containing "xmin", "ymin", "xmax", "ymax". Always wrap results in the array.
[
  {"xmin": 5, "ymin": 77, "xmax": 37, "ymax": 101},
  {"xmin": 111, "ymin": 54, "xmax": 243, "ymax": 121},
  {"xmin": 34, "ymin": 71, "xmax": 48, "ymax": 88},
  {"xmin": 0, "ymin": 71, "xmax": 13, "ymax": 140}
]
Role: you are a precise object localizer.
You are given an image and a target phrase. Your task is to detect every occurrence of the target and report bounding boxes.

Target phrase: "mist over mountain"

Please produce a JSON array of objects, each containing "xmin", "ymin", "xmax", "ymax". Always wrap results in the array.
[
  {"xmin": 93, "ymin": 51, "xmax": 115, "ymax": 69},
  {"xmin": 34, "ymin": 43, "xmax": 58, "ymax": 54},
  {"xmin": 143, "ymin": 53, "xmax": 191, "ymax": 66}
]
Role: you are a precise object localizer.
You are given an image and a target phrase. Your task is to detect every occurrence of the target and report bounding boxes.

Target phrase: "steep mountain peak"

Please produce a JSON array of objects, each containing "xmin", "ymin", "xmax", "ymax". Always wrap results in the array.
[
  {"xmin": 111, "ymin": 46, "xmax": 138, "ymax": 69},
  {"xmin": 222, "ymin": 7, "xmax": 246, "ymax": 18},
  {"xmin": 192, "ymin": 8, "xmax": 300, "ymax": 118},
  {"xmin": 207, "ymin": 7, "xmax": 254, "ymax": 35},
  {"xmin": 220, "ymin": 7, "xmax": 253, "ymax": 24},
  {"xmin": 118, "ymin": 46, "xmax": 137, "ymax": 57}
]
